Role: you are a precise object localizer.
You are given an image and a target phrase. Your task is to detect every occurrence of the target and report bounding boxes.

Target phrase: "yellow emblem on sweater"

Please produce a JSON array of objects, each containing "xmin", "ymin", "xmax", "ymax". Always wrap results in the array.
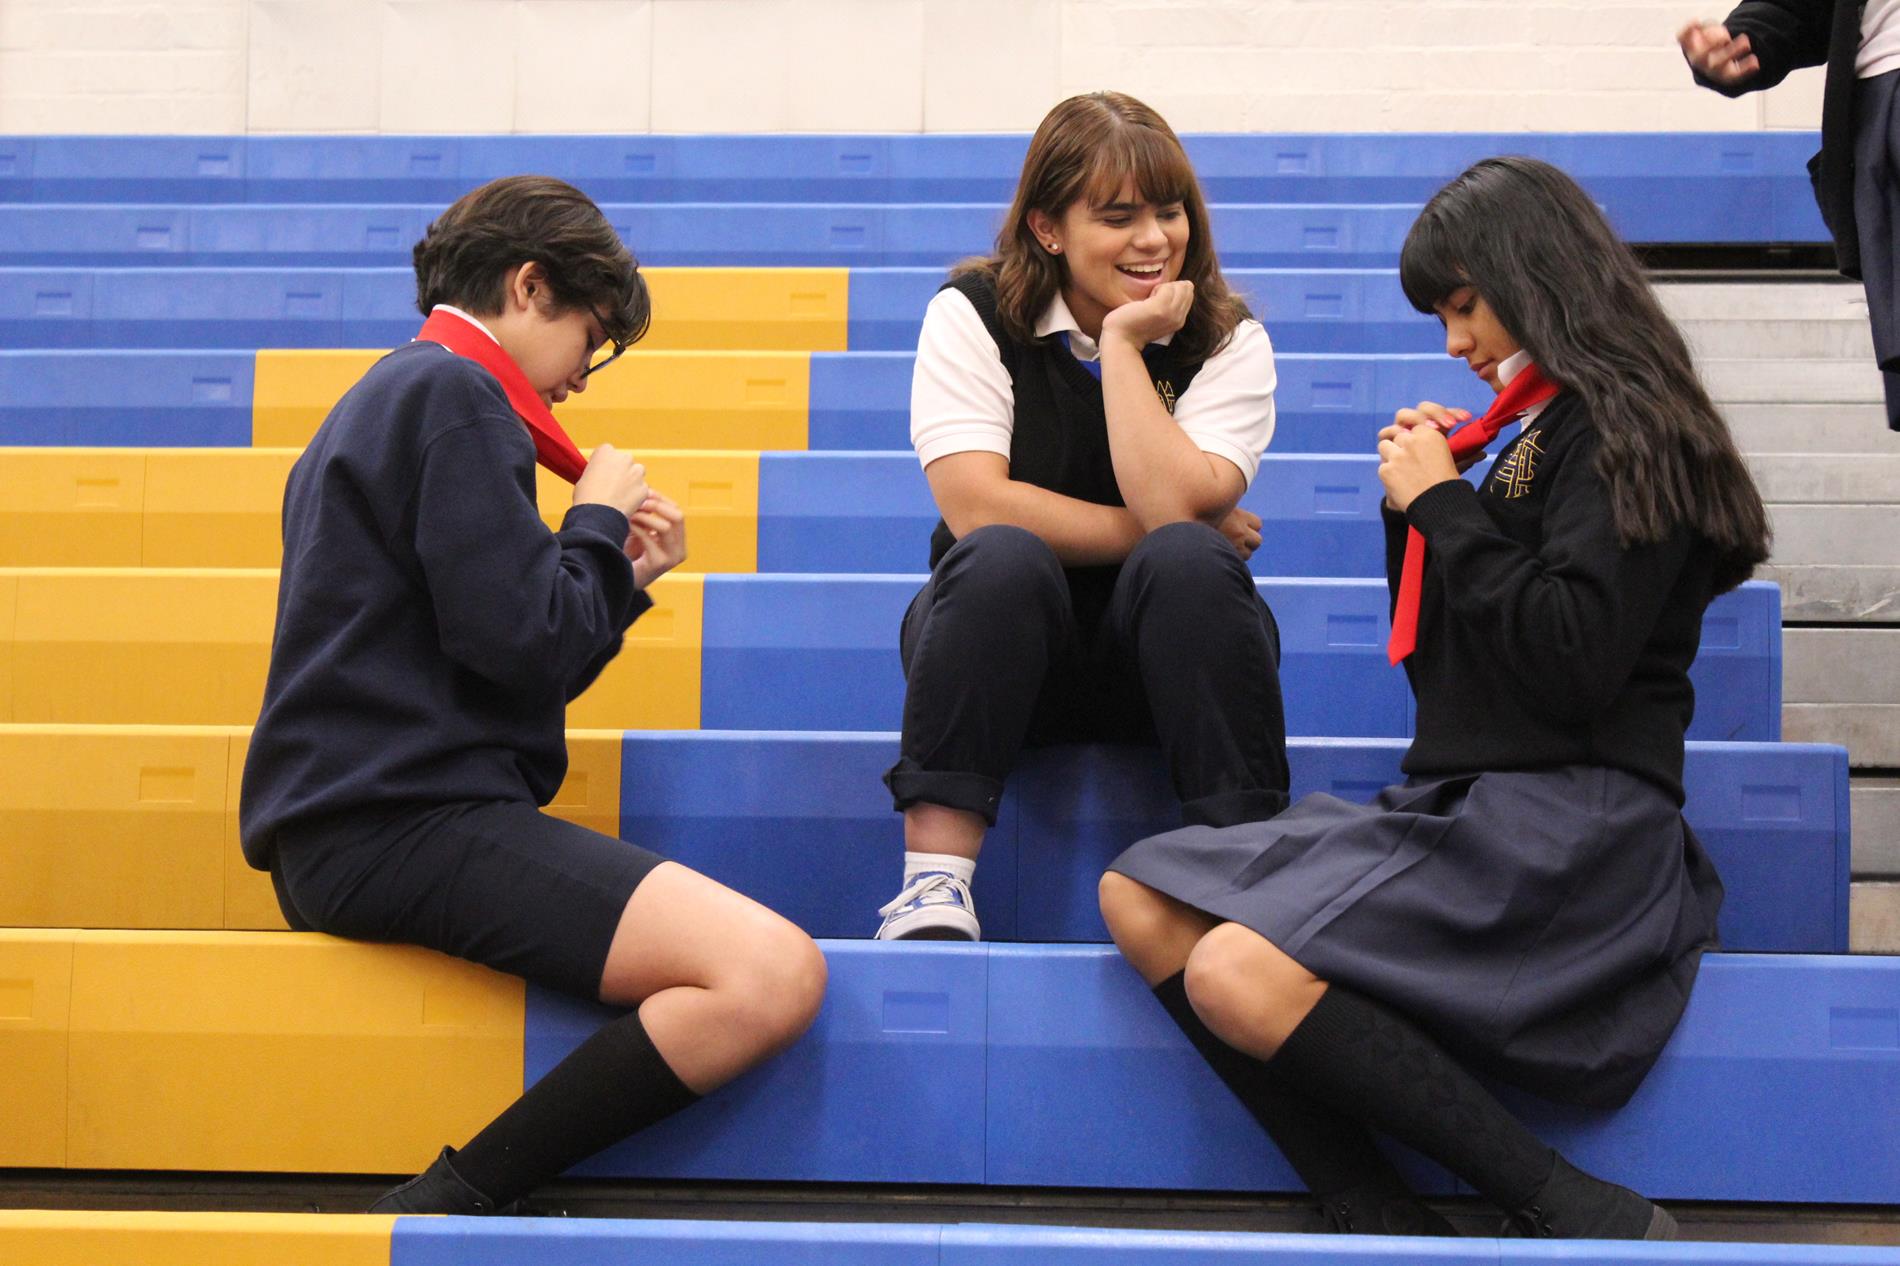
[
  {"xmin": 1153, "ymin": 378, "xmax": 1177, "ymax": 415},
  {"xmin": 1493, "ymin": 428, "xmax": 1545, "ymax": 499}
]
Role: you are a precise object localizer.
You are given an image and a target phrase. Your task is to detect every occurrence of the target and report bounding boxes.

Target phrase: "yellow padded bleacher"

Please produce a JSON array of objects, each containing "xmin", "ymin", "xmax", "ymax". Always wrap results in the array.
[
  {"xmin": 0, "ymin": 929, "xmax": 521, "ymax": 1171},
  {"xmin": 254, "ymin": 349, "xmax": 815, "ymax": 452},
  {"xmin": 0, "ymin": 449, "xmax": 761, "ymax": 572},
  {"xmin": 0, "ymin": 569, "xmax": 702, "ymax": 729},
  {"xmin": 0, "ymin": 1211, "xmax": 394, "ymax": 1266},
  {"xmin": 630, "ymin": 267, "xmax": 848, "ymax": 353},
  {"xmin": 0, "ymin": 726, "xmax": 624, "ymax": 930}
]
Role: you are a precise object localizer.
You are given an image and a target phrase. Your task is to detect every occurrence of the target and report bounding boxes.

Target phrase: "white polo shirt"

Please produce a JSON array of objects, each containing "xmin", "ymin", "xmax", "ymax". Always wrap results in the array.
[{"xmin": 908, "ymin": 285, "xmax": 1279, "ymax": 485}]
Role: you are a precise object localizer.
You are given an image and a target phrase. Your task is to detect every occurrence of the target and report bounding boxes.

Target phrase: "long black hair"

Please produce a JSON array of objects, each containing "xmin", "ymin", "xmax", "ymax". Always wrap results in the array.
[{"xmin": 1399, "ymin": 156, "xmax": 1769, "ymax": 594}]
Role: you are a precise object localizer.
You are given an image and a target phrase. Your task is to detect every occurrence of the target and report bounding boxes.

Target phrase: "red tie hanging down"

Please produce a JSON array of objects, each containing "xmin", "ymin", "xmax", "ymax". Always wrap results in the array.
[
  {"xmin": 415, "ymin": 309, "xmax": 589, "ymax": 484},
  {"xmin": 1386, "ymin": 363, "xmax": 1561, "ymax": 665}
]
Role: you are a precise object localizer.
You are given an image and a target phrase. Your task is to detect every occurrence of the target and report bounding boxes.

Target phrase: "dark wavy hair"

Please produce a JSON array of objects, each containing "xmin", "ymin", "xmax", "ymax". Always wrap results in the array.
[
  {"xmin": 413, "ymin": 175, "xmax": 650, "ymax": 353},
  {"xmin": 953, "ymin": 91, "xmax": 1250, "ymax": 362},
  {"xmin": 1400, "ymin": 156, "xmax": 1769, "ymax": 593}
]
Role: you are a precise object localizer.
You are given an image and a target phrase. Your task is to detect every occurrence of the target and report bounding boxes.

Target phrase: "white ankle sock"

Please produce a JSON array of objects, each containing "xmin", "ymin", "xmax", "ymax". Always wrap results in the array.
[{"xmin": 903, "ymin": 851, "xmax": 976, "ymax": 885}]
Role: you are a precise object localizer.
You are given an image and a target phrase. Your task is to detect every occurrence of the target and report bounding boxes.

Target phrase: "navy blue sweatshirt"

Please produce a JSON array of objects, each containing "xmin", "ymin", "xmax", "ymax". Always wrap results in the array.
[
  {"xmin": 1383, "ymin": 395, "xmax": 1716, "ymax": 805},
  {"xmin": 239, "ymin": 341, "xmax": 648, "ymax": 867}
]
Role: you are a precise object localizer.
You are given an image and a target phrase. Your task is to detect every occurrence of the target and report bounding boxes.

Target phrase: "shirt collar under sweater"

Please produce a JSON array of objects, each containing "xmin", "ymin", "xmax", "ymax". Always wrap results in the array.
[
  {"xmin": 1034, "ymin": 291, "xmax": 1176, "ymax": 362},
  {"xmin": 427, "ymin": 304, "xmax": 501, "ymax": 346},
  {"xmin": 1496, "ymin": 349, "xmax": 1553, "ymax": 429}
]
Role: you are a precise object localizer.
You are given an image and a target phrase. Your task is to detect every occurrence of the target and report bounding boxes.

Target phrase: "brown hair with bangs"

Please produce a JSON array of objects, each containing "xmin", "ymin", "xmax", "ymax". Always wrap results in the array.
[
  {"xmin": 413, "ymin": 174, "xmax": 651, "ymax": 354},
  {"xmin": 954, "ymin": 91, "xmax": 1249, "ymax": 363}
]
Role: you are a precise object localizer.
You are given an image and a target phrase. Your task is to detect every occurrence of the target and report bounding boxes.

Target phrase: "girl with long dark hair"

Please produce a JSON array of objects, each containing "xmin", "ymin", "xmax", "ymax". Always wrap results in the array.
[
  {"xmin": 1098, "ymin": 156, "xmax": 1771, "ymax": 1238},
  {"xmin": 876, "ymin": 92, "xmax": 1292, "ymax": 940}
]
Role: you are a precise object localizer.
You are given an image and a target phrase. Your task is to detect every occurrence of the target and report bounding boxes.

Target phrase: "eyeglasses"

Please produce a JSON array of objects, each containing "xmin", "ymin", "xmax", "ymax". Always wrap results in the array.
[
  {"xmin": 581, "ymin": 308, "xmax": 628, "ymax": 378},
  {"xmin": 582, "ymin": 341, "xmax": 627, "ymax": 378}
]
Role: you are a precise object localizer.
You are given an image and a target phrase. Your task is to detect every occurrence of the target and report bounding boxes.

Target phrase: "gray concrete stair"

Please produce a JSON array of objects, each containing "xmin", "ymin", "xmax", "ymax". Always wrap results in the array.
[
  {"xmin": 1700, "ymin": 358, "xmax": 1884, "ymax": 404},
  {"xmin": 1662, "ymin": 280, "xmax": 1898, "ymax": 954},
  {"xmin": 1854, "ymin": 777, "xmax": 1900, "ymax": 875},
  {"xmin": 1851, "ymin": 880, "xmax": 1900, "ymax": 952},
  {"xmin": 1685, "ymin": 321, "xmax": 1874, "ymax": 361},
  {"xmin": 1657, "ymin": 281, "xmax": 1870, "ymax": 322},
  {"xmin": 1721, "ymin": 404, "xmax": 1900, "ymax": 454},
  {"xmin": 1746, "ymin": 453, "xmax": 1900, "ymax": 502}
]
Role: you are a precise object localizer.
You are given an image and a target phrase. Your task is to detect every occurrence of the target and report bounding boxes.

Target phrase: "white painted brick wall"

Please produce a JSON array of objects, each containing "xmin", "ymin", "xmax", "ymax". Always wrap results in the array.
[{"xmin": 0, "ymin": 0, "xmax": 1834, "ymax": 133}]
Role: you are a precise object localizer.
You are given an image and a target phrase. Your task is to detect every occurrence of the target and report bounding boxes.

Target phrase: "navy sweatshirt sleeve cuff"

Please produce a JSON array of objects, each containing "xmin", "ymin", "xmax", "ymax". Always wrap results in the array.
[
  {"xmin": 561, "ymin": 501, "xmax": 632, "ymax": 544},
  {"xmin": 1403, "ymin": 477, "xmax": 1486, "ymax": 539}
]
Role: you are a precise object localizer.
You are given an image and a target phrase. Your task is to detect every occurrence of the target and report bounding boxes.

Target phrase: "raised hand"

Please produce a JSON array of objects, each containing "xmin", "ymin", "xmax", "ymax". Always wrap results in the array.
[
  {"xmin": 1100, "ymin": 279, "xmax": 1194, "ymax": 349},
  {"xmin": 574, "ymin": 444, "xmax": 652, "ymax": 519},
  {"xmin": 626, "ymin": 492, "xmax": 688, "ymax": 588},
  {"xmin": 1377, "ymin": 417, "xmax": 1461, "ymax": 513},
  {"xmin": 1677, "ymin": 21, "xmax": 1759, "ymax": 85}
]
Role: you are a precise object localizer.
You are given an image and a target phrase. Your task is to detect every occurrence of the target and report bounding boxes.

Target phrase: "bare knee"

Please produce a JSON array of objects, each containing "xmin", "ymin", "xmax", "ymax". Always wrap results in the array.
[
  {"xmin": 1183, "ymin": 922, "xmax": 1324, "ymax": 1056},
  {"xmin": 730, "ymin": 923, "xmax": 828, "ymax": 1055},
  {"xmin": 1098, "ymin": 871, "xmax": 1150, "ymax": 940},
  {"xmin": 1099, "ymin": 871, "xmax": 1217, "ymax": 986}
]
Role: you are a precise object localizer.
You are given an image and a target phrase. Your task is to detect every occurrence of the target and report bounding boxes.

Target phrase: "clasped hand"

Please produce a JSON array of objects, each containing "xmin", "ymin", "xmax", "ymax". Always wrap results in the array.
[
  {"xmin": 1378, "ymin": 403, "xmax": 1468, "ymax": 513},
  {"xmin": 575, "ymin": 443, "xmax": 690, "ymax": 587}
]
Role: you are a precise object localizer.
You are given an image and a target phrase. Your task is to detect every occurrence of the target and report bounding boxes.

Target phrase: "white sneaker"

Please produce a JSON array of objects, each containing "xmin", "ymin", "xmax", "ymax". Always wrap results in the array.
[{"xmin": 875, "ymin": 870, "xmax": 980, "ymax": 941}]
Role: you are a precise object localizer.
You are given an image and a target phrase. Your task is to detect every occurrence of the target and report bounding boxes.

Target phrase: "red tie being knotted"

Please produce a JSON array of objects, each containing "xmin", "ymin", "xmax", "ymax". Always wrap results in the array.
[
  {"xmin": 1386, "ymin": 362, "xmax": 1561, "ymax": 665},
  {"xmin": 416, "ymin": 308, "xmax": 589, "ymax": 483}
]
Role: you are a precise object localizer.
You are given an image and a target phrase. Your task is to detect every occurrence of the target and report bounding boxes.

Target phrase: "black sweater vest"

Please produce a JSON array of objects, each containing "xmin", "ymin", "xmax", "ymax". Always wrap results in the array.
[{"xmin": 926, "ymin": 272, "xmax": 1207, "ymax": 568}]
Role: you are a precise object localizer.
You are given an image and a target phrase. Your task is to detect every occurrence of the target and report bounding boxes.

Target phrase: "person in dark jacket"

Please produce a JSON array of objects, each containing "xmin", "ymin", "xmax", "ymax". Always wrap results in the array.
[
  {"xmin": 1682, "ymin": 1, "xmax": 1900, "ymax": 429},
  {"xmin": 240, "ymin": 175, "xmax": 825, "ymax": 1214},
  {"xmin": 1099, "ymin": 158, "xmax": 1772, "ymax": 1238}
]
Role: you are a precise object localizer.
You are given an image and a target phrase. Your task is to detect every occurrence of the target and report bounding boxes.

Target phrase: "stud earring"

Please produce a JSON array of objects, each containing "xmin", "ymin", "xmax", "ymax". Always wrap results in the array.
[{"xmin": 1045, "ymin": 242, "xmax": 1061, "ymax": 254}]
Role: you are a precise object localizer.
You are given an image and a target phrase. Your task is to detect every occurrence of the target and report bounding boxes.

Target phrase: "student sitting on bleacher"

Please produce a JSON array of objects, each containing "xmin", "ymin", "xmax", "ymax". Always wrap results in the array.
[
  {"xmin": 238, "ymin": 176, "xmax": 827, "ymax": 1214},
  {"xmin": 1099, "ymin": 157, "xmax": 1772, "ymax": 1238},
  {"xmin": 876, "ymin": 91, "xmax": 1291, "ymax": 941}
]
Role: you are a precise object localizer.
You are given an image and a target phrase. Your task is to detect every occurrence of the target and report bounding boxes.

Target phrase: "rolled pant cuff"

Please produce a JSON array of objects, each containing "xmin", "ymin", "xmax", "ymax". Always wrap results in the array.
[{"xmin": 883, "ymin": 763, "xmax": 1007, "ymax": 827}]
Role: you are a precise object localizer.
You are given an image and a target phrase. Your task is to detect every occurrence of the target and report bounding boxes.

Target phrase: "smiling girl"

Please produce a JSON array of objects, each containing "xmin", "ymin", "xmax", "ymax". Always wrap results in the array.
[
  {"xmin": 241, "ymin": 176, "xmax": 825, "ymax": 1214},
  {"xmin": 1098, "ymin": 156, "xmax": 1770, "ymax": 1238},
  {"xmin": 875, "ymin": 92, "xmax": 1291, "ymax": 942}
]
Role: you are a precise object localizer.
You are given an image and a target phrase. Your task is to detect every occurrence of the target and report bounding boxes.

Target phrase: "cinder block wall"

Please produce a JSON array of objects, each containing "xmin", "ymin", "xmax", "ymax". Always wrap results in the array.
[{"xmin": 0, "ymin": 0, "xmax": 1827, "ymax": 134}]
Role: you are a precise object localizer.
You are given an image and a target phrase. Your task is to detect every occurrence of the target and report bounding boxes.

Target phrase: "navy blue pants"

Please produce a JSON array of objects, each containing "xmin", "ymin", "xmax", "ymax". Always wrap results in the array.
[{"xmin": 883, "ymin": 522, "xmax": 1291, "ymax": 829}]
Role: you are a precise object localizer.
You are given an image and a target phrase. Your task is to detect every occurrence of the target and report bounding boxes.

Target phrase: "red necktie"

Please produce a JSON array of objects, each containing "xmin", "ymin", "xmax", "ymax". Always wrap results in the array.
[
  {"xmin": 415, "ymin": 309, "xmax": 589, "ymax": 483},
  {"xmin": 1386, "ymin": 362, "xmax": 1560, "ymax": 665}
]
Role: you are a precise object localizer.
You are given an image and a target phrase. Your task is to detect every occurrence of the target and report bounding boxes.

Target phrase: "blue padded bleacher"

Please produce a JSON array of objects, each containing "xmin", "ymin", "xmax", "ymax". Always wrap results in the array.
[
  {"xmin": 0, "ymin": 267, "xmax": 1435, "ymax": 353},
  {"xmin": 0, "ymin": 203, "xmax": 1428, "ymax": 270},
  {"xmin": 762, "ymin": 453, "xmax": 1467, "ymax": 577},
  {"xmin": 697, "ymin": 576, "xmax": 1782, "ymax": 741},
  {"xmin": 386, "ymin": 1219, "xmax": 1900, "ymax": 1266},
  {"xmin": 619, "ymin": 735, "xmax": 1848, "ymax": 952},
  {"xmin": 0, "ymin": 134, "xmax": 1829, "ymax": 244},
  {"xmin": 0, "ymin": 350, "xmax": 255, "ymax": 445},
  {"xmin": 844, "ymin": 268, "xmax": 1432, "ymax": 353},
  {"xmin": 521, "ymin": 943, "xmax": 1899, "ymax": 1202},
  {"xmin": 0, "ymin": 349, "xmax": 1478, "ymax": 453}
]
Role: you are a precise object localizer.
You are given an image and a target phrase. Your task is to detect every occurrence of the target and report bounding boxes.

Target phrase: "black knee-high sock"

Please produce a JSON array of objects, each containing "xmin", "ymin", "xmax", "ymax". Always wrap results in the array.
[
  {"xmin": 1152, "ymin": 972, "xmax": 1410, "ymax": 1199},
  {"xmin": 449, "ymin": 1008, "xmax": 699, "ymax": 1207},
  {"xmin": 1268, "ymin": 985, "xmax": 1555, "ymax": 1211}
]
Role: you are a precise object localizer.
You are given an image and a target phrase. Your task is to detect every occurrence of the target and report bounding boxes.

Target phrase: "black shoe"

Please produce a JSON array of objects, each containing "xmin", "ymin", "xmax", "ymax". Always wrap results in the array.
[
  {"xmin": 1319, "ymin": 1186, "xmax": 1461, "ymax": 1236},
  {"xmin": 1502, "ymin": 1155, "xmax": 1678, "ymax": 1240},
  {"xmin": 367, "ymin": 1146, "xmax": 498, "ymax": 1215}
]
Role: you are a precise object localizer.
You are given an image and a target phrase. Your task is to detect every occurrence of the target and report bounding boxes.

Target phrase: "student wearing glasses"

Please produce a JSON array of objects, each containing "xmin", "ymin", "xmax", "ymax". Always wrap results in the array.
[{"xmin": 239, "ymin": 175, "xmax": 827, "ymax": 1215}]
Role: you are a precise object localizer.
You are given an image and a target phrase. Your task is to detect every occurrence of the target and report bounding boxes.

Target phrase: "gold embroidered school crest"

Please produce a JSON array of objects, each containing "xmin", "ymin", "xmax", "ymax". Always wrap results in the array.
[
  {"xmin": 1493, "ymin": 428, "xmax": 1545, "ymax": 499},
  {"xmin": 1153, "ymin": 378, "xmax": 1177, "ymax": 414}
]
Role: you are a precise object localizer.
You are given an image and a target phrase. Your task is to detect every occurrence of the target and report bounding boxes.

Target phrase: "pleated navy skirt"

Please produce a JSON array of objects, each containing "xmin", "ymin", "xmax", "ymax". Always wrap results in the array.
[{"xmin": 1108, "ymin": 765, "xmax": 1725, "ymax": 1108}]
